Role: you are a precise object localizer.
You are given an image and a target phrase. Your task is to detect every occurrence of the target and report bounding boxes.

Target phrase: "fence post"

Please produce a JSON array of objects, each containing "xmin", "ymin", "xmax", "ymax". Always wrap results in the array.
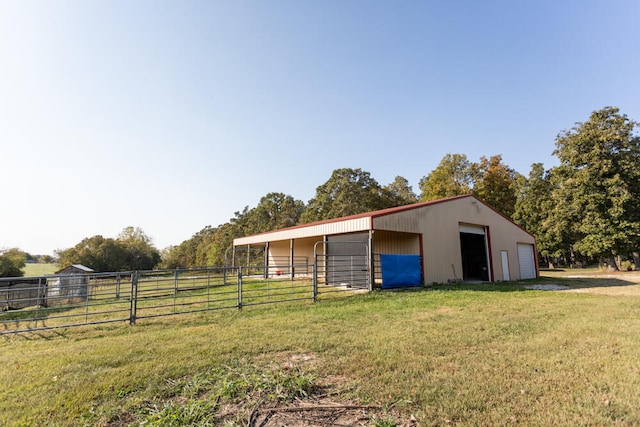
[
  {"xmin": 116, "ymin": 274, "xmax": 121, "ymax": 299},
  {"xmin": 206, "ymin": 268, "xmax": 211, "ymax": 309},
  {"xmin": 84, "ymin": 277, "xmax": 90, "ymax": 323},
  {"xmin": 237, "ymin": 267, "xmax": 243, "ymax": 310},
  {"xmin": 368, "ymin": 230, "xmax": 374, "ymax": 292},
  {"xmin": 312, "ymin": 261, "xmax": 318, "ymax": 302},
  {"xmin": 38, "ymin": 277, "xmax": 47, "ymax": 308},
  {"xmin": 129, "ymin": 271, "xmax": 138, "ymax": 325}
]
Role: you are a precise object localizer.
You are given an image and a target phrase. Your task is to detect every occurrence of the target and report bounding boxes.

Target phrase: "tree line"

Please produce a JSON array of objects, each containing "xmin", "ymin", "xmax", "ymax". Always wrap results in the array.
[
  {"xmin": 0, "ymin": 227, "xmax": 161, "ymax": 277},
  {"xmin": 160, "ymin": 155, "xmax": 522, "ymax": 269},
  {"xmin": 2, "ymin": 106, "xmax": 637, "ymax": 276}
]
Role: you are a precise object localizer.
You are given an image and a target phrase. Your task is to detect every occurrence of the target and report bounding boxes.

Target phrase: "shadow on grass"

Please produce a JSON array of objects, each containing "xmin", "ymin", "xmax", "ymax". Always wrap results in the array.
[
  {"xmin": 427, "ymin": 282, "xmax": 524, "ymax": 292},
  {"xmin": 377, "ymin": 282, "xmax": 523, "ymax": 293},
  {"xmin": 535, "ymin": 270, "xmax": 640, "ymax": 290},
  {"xmin": 380, "ymin": 272, "xmax": 640, "ymax": 294},
  {"xmin": 4, "ymin": 328, "xmax": 70, "ymax": 341}
]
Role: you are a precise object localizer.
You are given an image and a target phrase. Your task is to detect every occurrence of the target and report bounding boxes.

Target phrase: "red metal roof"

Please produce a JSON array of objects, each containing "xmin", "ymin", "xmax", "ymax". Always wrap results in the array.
[{"xmin": 239, "ymin": 194, "xmax": 475, "ymax": 239}]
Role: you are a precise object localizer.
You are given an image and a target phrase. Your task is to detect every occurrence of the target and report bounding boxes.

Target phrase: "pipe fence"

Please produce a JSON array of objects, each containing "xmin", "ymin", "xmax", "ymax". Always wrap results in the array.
[{"xmin": 0, "ymin": 264, "xmax": 362, "ymax": 335}]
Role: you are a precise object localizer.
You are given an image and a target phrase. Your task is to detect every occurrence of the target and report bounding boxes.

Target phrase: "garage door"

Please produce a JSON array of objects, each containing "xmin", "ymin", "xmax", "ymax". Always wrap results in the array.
[{"xmin": 517, "ymin": 244, "xmax": 536, "ymax": 279}]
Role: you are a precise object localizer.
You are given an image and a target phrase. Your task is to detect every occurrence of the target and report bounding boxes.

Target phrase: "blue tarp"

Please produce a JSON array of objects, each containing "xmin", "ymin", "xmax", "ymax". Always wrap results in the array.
[{"xmin": 380, "ymin": 254, "xmax": 422, "ymax": 289}]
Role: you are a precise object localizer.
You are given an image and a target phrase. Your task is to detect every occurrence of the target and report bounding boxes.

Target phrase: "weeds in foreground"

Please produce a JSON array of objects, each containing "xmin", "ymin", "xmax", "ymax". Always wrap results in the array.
[
  {"xmin": 370, "ymin": 414, "xmax": 398, "ymax": 427},
  {"xmin": 134, "ymin": 359, "xmax": 316, "ymax": 426},
  {"xmin": 142, "ymin": 400, "xmax": 217, "ymax": 426}
]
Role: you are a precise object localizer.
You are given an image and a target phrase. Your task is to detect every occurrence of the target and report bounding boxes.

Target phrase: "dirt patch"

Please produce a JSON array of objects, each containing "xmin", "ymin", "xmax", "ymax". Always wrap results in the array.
[
  {"xmin": 243, "ymin": 352, "xmax": 417, "ymax": 427},
  {"xmin": 244, "ymin": 400, "xmax": 387, "ymax": 427}
]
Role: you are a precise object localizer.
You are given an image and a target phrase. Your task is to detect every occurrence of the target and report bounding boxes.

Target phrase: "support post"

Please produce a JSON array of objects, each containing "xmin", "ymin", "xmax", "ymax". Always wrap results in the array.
[
  {"xmin": 174, "ymin": 269, "xmax": 179, "ymax": 296},
  {"xmin": 237, "ymin": 267, "xmax": 243, "ymax": 310},
  {"xmin": 290, "ymin": 239, "xmax": 295, "ymax": 280},
  {"xmin": 312, "ymin": 260, "xmax": 318, "ymax": 302},
  {"xmin": 368, "ymin": 230, "xmax": 375, "ymax": 291},
  {"xmin": 264, "ymin": 242, "xmax": 270, "ymax": 279},
  {"xmin": 173, "ymin": 269, "xmax": 179, "ymax": 312},
  {"xmin": 129, "ymin": 271, "xmax": 138, "ymax": 325}
]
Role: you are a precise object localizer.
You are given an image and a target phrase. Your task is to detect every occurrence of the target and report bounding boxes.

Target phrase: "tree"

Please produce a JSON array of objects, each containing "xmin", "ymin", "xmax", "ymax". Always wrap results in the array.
[
  {"xmin": 161, "ymin": 192, "xmax": 306, "ymax": 268},
  {"xmin": 116, "ymin": 226, "xmax": 161, "ymax": 271},
  {"xmin": 512, "ymin": 163, "xmax": 567, "ymax": 265},
  {"xmin": 419, "ymin": 154, "xmax": 474, "ymax": 201},
  {"xmin": 201, "ymin": 193, "xmax": 305, "ymax": 265},
  {"xmin": 57, "ymin": 227, "xmax": 161, "ymax": 272},
  {"xmin": 39, "ymin": 255, "xmax": 55, "ymax": 264},
  {"xmin": 247, "ymin": 192, "xmax": 306, "ymax": 233},
  {"xmin": 301, "ymin": 168, "xmax": 391, "ymax": 223},
  {"xmin": 201, "ymin": 222, "xmax": 242, "ymax": 266},
  {"xmin": 57, "ymin": 235, "xmax": 127, "ymax": 272},
  {"xmin": 161, "ymin": 226, "xmax": 216, "ymax": 269},
  {"xmin": 0, "ymin": 248, "xmax": 26, "ymax": 277},
  {"xmin": 550, "ymin": 106, "xmax": 640, "ymax": 269},
  {"xmin": 383, "ymin": 176, "xmax": 418, "ymax": 206},
  {"xmin": 472, "ymin": 154, "xmax": 521, "ymax": 217}
]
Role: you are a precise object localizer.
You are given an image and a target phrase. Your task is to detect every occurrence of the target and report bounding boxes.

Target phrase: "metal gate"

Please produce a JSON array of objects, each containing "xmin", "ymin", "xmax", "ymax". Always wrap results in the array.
[{"xmin": 313, "ymin": 239, "xmax": 371, "ymax": 294}]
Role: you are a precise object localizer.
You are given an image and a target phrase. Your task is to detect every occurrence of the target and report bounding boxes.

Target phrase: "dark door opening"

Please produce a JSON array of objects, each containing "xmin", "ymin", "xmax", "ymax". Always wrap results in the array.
[{"xmin": 460, "ymin": 232, "xmax": 489, "ymax": 281}]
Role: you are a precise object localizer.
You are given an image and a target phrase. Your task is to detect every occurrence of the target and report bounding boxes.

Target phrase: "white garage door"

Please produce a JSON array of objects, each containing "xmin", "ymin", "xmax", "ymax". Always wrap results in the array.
[{"xmin": 517, "ymin": 244, "xmax": 536, "ymax": 279}]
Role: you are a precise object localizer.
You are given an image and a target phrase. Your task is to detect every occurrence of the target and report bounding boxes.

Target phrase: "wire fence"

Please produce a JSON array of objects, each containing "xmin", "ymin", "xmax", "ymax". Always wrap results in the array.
[{"xmin": 0, "ymin": 264, "xmax": 362, "ymax": 335}]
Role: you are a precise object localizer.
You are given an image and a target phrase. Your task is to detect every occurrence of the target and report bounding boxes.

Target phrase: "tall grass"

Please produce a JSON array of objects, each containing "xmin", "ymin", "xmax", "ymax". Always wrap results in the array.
[{"xmin": 1, "ymin": 281, "xmax": 639, "ymax": 426}]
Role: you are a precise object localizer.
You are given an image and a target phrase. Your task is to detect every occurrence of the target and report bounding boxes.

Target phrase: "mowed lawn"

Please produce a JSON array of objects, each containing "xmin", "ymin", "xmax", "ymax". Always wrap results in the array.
[{"xmin": 2, "ymin": 272, "xmax": 640, "ymax": 426}]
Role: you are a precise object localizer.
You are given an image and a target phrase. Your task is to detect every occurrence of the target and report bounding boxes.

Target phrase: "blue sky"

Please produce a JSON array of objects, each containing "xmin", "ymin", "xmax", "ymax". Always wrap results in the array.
[{"xmin": 1, "ymin": 1, "xmax": 639, "ymax": 256}]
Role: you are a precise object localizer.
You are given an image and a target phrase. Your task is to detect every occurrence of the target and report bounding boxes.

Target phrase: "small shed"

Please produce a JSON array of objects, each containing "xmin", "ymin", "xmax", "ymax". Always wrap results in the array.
[
  {"xmin": 0, "ymin": 277, "xmax": 47, "ymax": 310},
  {"xmin": 47, "ymin": 264, "xmax": 94, "ymax": 305},
  {"xmin": 233, "ymin": 195, "xmax": 537, "ymax": 288}
]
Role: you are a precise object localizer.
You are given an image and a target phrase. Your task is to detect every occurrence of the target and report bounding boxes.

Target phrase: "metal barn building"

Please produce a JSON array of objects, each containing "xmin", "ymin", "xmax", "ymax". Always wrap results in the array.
[{"xmin": 233, "ymin": 194, "xmax": 537, "ymax": 288}]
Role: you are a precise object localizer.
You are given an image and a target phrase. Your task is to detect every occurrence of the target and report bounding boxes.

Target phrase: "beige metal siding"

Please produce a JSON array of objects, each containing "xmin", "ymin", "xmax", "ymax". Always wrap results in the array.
[
  {"xmin": 267, "ymin": 240, "xmax": 290, "ymax": 270},
  {"xmin": 373, "ymin": 211, "xmax": 421, "ymax": 233},
  {"xmin": 426, "ymin": 198, "xmax": 534, "ymax": 282},
  {"xmin": 373, "ymin": 231, "xmax": 420, "ymax": 255},
  {"xmin": 293, "ymin": 237, "xmax": 322, "ymax": 263},
  {"xmin": 374, "ymin": 197, "xmax": 535, "ymax": 283},
  {"xmin": 234, "ymin": 217, "xmax": 371, "ymax": 246},
  {"xmin": 375, "ymin": 205, "xmax": 456, "ymax": 283},
  {"xmin": 267, "ymin": 237, "xmax": 320, "ymax": 268}
]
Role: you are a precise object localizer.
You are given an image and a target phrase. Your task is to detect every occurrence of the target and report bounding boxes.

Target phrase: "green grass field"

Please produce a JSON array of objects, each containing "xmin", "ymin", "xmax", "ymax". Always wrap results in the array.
[
  {"xmin": 1, "ymin": 272, "xmax": 640, "ymax": 426},
  {"xmin": 22, "ymin": 263, "xmax": 59, "ymax": 277}
]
